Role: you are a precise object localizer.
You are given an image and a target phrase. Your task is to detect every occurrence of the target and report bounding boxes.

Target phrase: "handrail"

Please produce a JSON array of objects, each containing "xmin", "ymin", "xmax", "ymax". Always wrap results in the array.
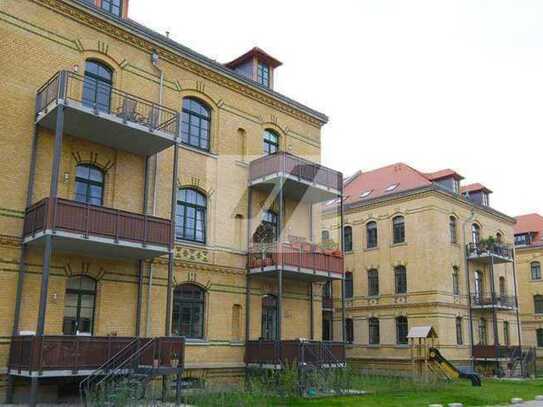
[{"xmin": 79, "ymin": 337, "xmax": 139, "ymax": 396}]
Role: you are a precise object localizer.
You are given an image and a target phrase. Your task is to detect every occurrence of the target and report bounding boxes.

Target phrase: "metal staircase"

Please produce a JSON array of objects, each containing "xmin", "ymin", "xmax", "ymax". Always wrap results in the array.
[
  {"xmin": 509, "ymin": 346, "xmax": 536, "ymax": 378},
  {"xmin": 80, "ymin": 337, "xmax": 184, "ymax": 405}
]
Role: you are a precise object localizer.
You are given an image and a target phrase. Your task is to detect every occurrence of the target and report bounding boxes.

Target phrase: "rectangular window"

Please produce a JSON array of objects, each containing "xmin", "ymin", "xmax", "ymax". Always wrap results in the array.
[
  {"xmin": 452, "ymin": 270, "xmax": 460, "ymax": 296},
  {"xmin": 537, "ymin": 329, "xmax": 543, "ymax": 348},
  {"xmin": 395, "ymin": 267, "xmax": 407, "ymax": 294},
  {"xmin": 257, "ymin": 62, "xmax": 270, "ymax": 87},
  {"xmin": 101, "ymin": 0, "xmax": 122, "ymax": 16},
  {"xmin": 345, "ymin": 273, "xmax": 353, "ymax": 298},
  {"xmin": 369, "ymin": 318, "xmax": 380, "ymax": 345},
  {"xmin": 346, "ymin": 318, "xmax": 354, "ymax": 343},
  {"xmin": 396, "ymin": 317, "xmax": 408, "ymax": 345},
  {"xmin": 368, "ymin": 270, "xmax": 379, "ymax": 297},
  {"xmin": 504, "ymin": 321, "xmax": 510, "ymax": 346},
  {"xmin": 456, "ymin": 318, "xmax": 463, "ymax": 345}
]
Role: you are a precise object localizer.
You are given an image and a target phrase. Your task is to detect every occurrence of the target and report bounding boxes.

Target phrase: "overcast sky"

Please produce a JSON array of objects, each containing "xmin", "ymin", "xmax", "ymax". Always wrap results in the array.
[{"xmin": 130, "ymin": 0, "xmax": 542, "ymax": 217}]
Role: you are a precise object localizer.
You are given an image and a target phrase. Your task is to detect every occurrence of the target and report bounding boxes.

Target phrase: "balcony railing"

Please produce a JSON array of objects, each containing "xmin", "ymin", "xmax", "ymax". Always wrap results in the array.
[
  {"xmin": 8, "ymin": 335, "xmax": 184, "ymax": 376},
  {"xmin": 37, "ymin": 71, "xmax": 178, "ymax": 137},
  {"xmin": 472, "ymin": 345, "xmax": 519, "ymax": 359},
  {"xmin": 470, "ymin": 292, "xmax": 516, "ymax": 309},
  {"xmin": 245, "ymin": 339, "xmax": 345, "ymax": 367},
  {"xmin": 249, "ymin": 152, "xmax": 343, "ymax": 193},
  {"xmin": 248, "ymin": 242, "xmax": 344, "ymax": 278},
  {"xmin": 23, "ymin": 197, "xmax": 171, "ymax": 249},
  {"xmin": 466, "ymin": 242, "xmax": 514, "ymax": 263}
]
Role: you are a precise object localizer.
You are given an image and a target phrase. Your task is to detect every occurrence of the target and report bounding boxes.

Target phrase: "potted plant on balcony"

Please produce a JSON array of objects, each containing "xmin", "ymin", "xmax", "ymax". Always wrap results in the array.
[
  {"xmin": 478, "ymin": 236, "xmax": 497, "ymax": 252},
  {"xmin": 170, "ymin": 350, "xmax": 179, "ymax": 368}
]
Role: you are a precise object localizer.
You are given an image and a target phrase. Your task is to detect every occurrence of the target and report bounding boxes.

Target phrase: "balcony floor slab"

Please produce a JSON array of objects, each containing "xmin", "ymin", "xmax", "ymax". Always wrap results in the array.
[
  {"xmin": 248, "ymin": 265, "xmax": 343, "ymax": 281},
  {"xmin": 24, "ymin": 230, "xmax": 169, "ymax": 260},
  {"xmin": 37, "ymin": 101, "xmax": 176, "ymax": 156}
]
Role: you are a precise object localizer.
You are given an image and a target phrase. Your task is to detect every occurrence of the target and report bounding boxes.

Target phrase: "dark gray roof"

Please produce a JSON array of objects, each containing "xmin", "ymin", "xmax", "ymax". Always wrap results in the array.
[{"xmin": 69, "ymin": 0, "xmax": 328, "ymax": 123}]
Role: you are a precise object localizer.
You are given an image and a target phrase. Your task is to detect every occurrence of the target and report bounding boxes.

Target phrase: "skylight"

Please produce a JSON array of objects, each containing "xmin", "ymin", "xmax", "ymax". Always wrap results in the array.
[
  {"xmin": 360, "ymin": 190, "xmax": 373, "ymax": 198},
  {"xmin": 384, "ymin": 183, "xmax": 399, "ymax": 192}
]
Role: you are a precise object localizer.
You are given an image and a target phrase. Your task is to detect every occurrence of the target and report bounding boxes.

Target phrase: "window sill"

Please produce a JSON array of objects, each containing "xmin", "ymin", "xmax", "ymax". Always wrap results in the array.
[
  {"xmin": 364, "ymin": 247, "xmax": 379, "ymax": 252},
  {"xmin": 235, "ymin": 160, "xmax": 249, "ymax": 168},
  {"xmin": 175, "ymin": 239, "xmax": 208, "ymax": 249},
  {"xmin": 395, "ymin": 344, "xmax": 409, "ymax": 348},
  {"xmin": 367, "ymin": 344, "xmax": 381, "ymax": 348},
  {"xmin": 185, "ymin": 338, "xmax": 208, "ymax": 344},
  {"xmin": 390, "ymin": 242, "xmax": 407, "ymax": 248}
]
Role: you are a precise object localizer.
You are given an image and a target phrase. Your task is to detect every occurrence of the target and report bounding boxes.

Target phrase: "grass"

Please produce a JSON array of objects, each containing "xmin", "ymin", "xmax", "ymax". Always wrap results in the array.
[{"xmin": 289, "ymin": 377, "xmax": 543, "ymax": 407}]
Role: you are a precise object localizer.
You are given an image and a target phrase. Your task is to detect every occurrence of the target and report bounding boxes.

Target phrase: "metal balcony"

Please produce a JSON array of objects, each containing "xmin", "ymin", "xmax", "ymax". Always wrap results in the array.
[
  {"xmin": 35, "ymin": 71, "xmax": 178, "ymax": 156},
  {"xmin": 472, "ymin": 345, "xmax": 519, "ymax": 360},
  {"xmin": 470, "ymin": 293, "xmax": 516, "ymax": 310},
  {"xmin": 249, "ymin": 152, "xmax": 342, "ymax": 203},
  {"xmin": 23, "ymin": 197, "xmax": 171, "ymax": 260},
  {"xmin": 466, "ymin": 242, "xmax": 514, "ymax": 264},
  {"xmin": 248, "ymin": 242, "xmax": 344, "ymax": 281}
]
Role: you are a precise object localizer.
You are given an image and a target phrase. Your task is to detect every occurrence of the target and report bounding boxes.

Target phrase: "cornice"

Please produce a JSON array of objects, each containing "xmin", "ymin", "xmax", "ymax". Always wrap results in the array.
[{"xmin": 31, "ymin": 0, "xmax": 326, "ymax": 128}]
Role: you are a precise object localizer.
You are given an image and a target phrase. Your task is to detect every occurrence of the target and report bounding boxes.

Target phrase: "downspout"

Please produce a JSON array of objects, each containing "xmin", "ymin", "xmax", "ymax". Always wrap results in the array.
[
  {"xmin": 145, "ymin": 49, "xmax": 165, "ymax": 337},
  {"xmin": 462, "ymin": 208, "xmax": 476, "ymax": 369}
]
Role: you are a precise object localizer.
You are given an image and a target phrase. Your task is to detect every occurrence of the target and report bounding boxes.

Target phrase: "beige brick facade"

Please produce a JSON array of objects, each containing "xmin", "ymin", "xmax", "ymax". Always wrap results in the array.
[{"xmin": 0, "ymin": 0, "xmax": 336, "ymax": 401}]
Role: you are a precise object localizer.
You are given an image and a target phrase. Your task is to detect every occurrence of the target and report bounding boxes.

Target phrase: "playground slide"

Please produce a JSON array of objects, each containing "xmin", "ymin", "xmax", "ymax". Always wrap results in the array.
[{"xmin": 428, "ymin": 348, "xmax": 481, "ymax": 387}]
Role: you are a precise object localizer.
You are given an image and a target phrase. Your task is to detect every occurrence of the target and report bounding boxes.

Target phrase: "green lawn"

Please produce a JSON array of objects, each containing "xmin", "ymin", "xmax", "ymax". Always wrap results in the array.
[{"xmin": 288, "ymin": 378, "xmax": 543, "ymax": 407}]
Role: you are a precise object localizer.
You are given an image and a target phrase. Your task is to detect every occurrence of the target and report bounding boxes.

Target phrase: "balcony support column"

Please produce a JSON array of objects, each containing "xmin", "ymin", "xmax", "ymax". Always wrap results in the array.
[
  {"xmin": 7, "ymin": 122, "xmax": 41, "ymax": 403},
  {"xmin": 489, "ymin": 255, "xmax": 500, "ymax": 373},
  {"xmin": 165, "ymin": 143, "xmax": 180, "ymax": 336},
  {"xmin": 277, "ymin": 177, "xmax": 284, "ymax": 343},
  {"xmin": 309, "ymin": 283, "xmax": 314, "ymax": 340},
  {"xmin": 511, "ymin": 248, "xmax": 523, "ymax": 356},
  {"xmin": 36, "ymin": 97, "xmax": 64, "ymax": 337},
  {"xmin": 136, "ymin": 156, "xmax": 151, "ymax": 337},
  {"xmin": 340, "ymin": 193, "xmax": 346, "ymax": 344}
]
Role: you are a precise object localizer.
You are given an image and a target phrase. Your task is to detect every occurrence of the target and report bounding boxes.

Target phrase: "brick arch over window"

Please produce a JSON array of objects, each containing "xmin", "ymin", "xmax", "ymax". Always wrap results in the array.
[
  {"xmin": 172, "ymin": 283, "xmax": 206, "ymax": 339},
  {"xmin": 175, "ymin": 188, "xmax": 207, "ymax": 244}
]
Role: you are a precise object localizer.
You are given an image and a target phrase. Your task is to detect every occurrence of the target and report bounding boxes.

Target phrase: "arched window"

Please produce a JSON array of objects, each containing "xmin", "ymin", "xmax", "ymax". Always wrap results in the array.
[
  {"xmin": 366, "ymin": 221, "xmax": 378, "ymax": 249},
  {"xmin": 101, "ymin": 0, "xmax": 123, "ymax": 16},
  {"xmin": 368, "ymin": 269, "xmax": 379, "ymax": 297},
  {"xmin": 74, "ymin": 164, "xmax": 104, "ymax": 205},
  {"xmin": 392, "ymin": 216, "xmax": 405, "ymax": 244},
  {"xmin": 172, "ymin": 284, "xmax": 205, "ymax": 338},
  {"xmin": 82, "ymin": 60, "xmax": 112, "ymax": 112},
  {"xmin": 322, "ymin": 310, "xmax": 333, "ymax": 341},
  {"xmin": 478, "ymin": 318, "xmax": 488, "ymax": 345},
  {"xmin": 181, "ymin": 97, "xmax": 211, "ymax": 151},
  {"xmin": 261, "ymin": 295, "xmax": 278, "ymax": 340},
  {"xmin": 262, "ymin": 210, "xmax": 278, "ymax": 240},
  {"xmin": 369, "ymin": 318, "xmax": 380, "ymax": 345},
  {"xmin": 456, "ymin": 317, "xmax": 463, "ymax": 345},
  {"xmin": 449, "ymin": 216, "xmax": 457, "ymax": 243},
  {"xmin": 472, "ymin": 223, "xmax": 481, "ymax": 244},
  {"xmin": 396, "ymin": 316, "xmax": 408, "ymax": 345},
  {"xmin": 346, "ymin": 318, "xmax": 354, "ymax": 343},
  {"xmin": 345, "ymin": 272, "xmax": 353, "ymax": 298},
  {"xmin": 263, "ymin": 129, "xmax": 279, "ymax": 155},
  {"xmin": 537, "ymin": 329, "xmax": 543, "ymax": 347},
  {"xmin": 452, "ymin": 266, "xmax": 460, "ymax": 296},
  {"xmin": 499, "ymin": 276, "xmax": 506, "ymax": 299},
  {"xmin": 534, "ymin": 295, "xmax": 543, "ymax": 314},
  {"xmin": 176, "ymin": 188, "xmax": 207, "ymax": 243},
  {"xmin": 343, "ymin": 226, "xmax": 353, "ymax": 252},
  {"xmin": 531, "ymin": 262, "xmax": 541, "ymax": 280},
  {"xmin": 321, "ymin": 230, "xmax": 330, "ymax": 242},
  {"xmin": 496, "ymin": 232, "xmax": 503, "ymax": 244},
  {"xmin": 63, "ymin": 276, "xmax": 96, "ymax": 335},
  {"xmin": 394, "ymin": 266, "xmax": 407, "ymax": 294}
]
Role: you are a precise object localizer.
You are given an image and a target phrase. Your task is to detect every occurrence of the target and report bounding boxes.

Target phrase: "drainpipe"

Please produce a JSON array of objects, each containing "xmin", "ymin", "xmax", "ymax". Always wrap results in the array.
[
  {"xmin": 462, "ymin": 208, "xmax": 476, "ymax": 369},
  {"xmin": 145, "ymin": 49, "xmax": 165, "ymax": 337}
]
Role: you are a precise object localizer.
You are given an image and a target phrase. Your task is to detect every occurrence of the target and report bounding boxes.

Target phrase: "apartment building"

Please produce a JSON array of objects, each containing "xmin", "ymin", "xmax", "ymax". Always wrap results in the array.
[
  {"xmin": 323, "ymin": 163, "xmax": 521, "ymax": 375},
  {"xmin": 514, "ymin": 213, "xmax": 543, "ymax": 369},
  {"xmin": 0, "ymin": 0, "xmax": 345, "ymax": 403}
]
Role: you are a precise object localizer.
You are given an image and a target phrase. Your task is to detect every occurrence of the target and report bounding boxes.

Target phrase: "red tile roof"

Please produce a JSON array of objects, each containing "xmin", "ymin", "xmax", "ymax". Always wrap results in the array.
[
  {"xmin": 225, "ymin": 47, "xmax": 282, "ymax": 69},
  {"xmin": 514, "ymin": 213, "xmax": 543, "ymax": 235},
  {"xmin": 342, "ymin": 163, "xmax": 433, "ymax": 205},
  {"xmin": 460, "ymin": 183, "xmax": 493, "ymax": 194},
  {"xmin": 423, "ymin": 169, "xmax": 464, "ymax": 181}
]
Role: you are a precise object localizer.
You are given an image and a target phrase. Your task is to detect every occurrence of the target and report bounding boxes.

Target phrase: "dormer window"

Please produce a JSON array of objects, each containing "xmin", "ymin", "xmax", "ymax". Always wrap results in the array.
[
  {"xmin": 257, "ymin": 62, "xmax": 270, "ymax": 87},
  {"xmin": 101, "ymin": 0, "xmax": 122, "ymax": 17},
  {"xmin": 225, "ymin": 48, "xmax": 282, "ymax": 90},
  {"xmin": 385, "ymin": 183, "xmax": 399, "ymax": 193},
  {"xmin": 360, "ymin": 190, "xmax": 373, "ymax": 199},
  {"xmin": 481, "ymin": 192, "xmax": 489, "ymax": 206}
]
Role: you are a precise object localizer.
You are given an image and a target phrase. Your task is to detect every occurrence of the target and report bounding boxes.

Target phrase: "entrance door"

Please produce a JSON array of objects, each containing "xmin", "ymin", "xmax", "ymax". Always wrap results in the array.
[{"xmin": 261, "ymin": 295, "xmax": 277, "ymax": 340}]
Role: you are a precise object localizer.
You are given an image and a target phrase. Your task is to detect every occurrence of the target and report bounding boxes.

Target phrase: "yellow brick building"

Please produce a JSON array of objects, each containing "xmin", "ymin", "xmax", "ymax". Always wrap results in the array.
[
  {"xmin": 323, "ymin": 163, "xmax": 523, "ymax": 376},
  {"xmin": 514, "ymin": 213, "xmax": 543, "ymax": 371},
  {"xmin": 0, "ymin": 0, "xmax": 345, "ymax": 403}
]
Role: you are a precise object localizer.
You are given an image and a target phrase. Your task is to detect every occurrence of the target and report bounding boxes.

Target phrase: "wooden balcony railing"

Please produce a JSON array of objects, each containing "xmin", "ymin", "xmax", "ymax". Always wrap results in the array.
[
  {"xmin": 249, "ymin": 152, "xmax": 342, "ymax": 192},
  {"xmin": 23, "ymin": 197, "xmax": 171, "ymax": 248},
  {"xmin": 472, "ymin": 345, "xmax": 519, "ymax": 359},
  {"xmin": 248, "ymin": 242, "xmax": 344, "ymax": 276},
  {"xmin": 245, "ymin": 340, "xmax": 345, "ymax": 366},
  {"xmin": 36, "ymin": 71, "xmax": 179, "ymax": 138},
  {"xmin": 8, "ymin": 335, "xmax": 184, "ymax": 375}
]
